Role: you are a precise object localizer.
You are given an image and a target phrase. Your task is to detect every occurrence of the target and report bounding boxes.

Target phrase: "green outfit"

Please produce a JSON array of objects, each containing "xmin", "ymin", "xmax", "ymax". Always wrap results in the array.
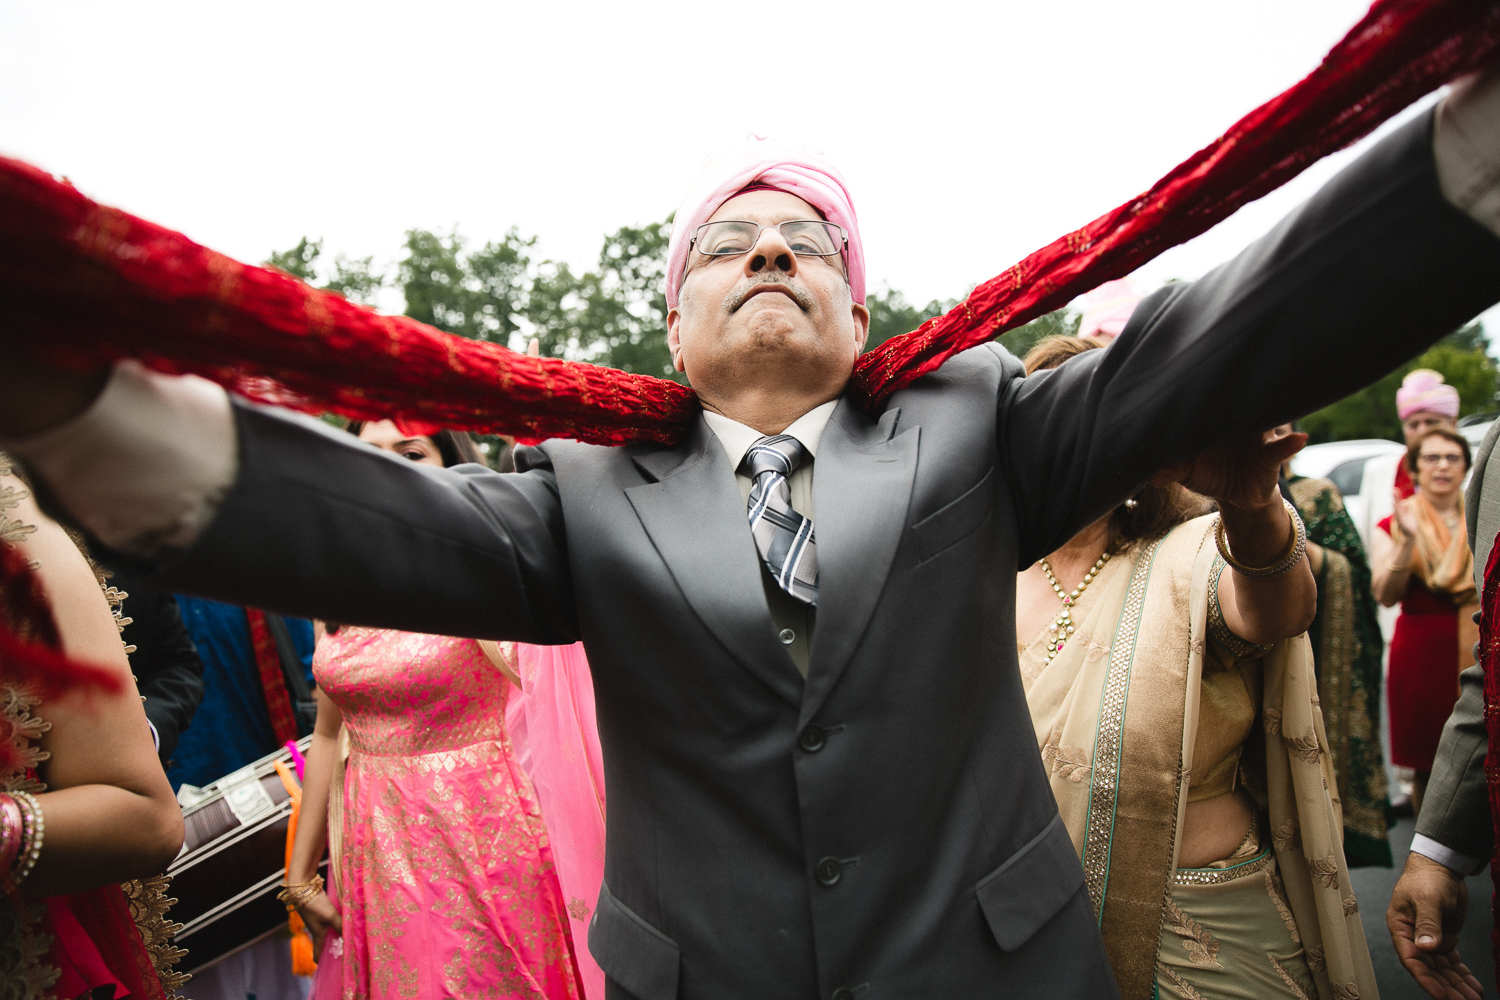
[{"xmin": 1288, "ymin": 475, "xmax": 1394, "ymax": 867}]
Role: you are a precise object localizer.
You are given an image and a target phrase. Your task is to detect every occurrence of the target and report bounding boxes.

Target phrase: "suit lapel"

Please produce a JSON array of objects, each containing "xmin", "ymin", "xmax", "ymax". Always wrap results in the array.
[
  {"xmin": 626, "ymin": 421, "xmax": 804, "ymax": 707},
  {"xmin": 803, "ymin": 402, "xmax": 918, "ymax": 720}
]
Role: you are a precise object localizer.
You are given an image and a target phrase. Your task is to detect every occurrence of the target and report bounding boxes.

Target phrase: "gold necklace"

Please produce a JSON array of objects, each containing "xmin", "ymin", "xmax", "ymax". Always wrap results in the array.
[{"xmin": 1038, "ymin": 551, "xmax": 1112, "ymax": 661}]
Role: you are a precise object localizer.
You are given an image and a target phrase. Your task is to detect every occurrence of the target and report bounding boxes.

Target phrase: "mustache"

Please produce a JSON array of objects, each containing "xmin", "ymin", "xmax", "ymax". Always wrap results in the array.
[{"xmin": 726, "ymin": 276, "xmax": 814, "ymax": 313}]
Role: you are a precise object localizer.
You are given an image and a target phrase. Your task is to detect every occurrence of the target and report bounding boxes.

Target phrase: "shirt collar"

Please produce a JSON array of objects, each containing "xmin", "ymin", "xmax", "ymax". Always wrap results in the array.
[{"xmin": 702, "ymin": 399, "xmax": 839, "ymax": 472}]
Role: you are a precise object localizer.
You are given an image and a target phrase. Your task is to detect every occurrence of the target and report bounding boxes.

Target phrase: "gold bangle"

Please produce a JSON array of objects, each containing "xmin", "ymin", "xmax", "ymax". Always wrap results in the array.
[
  {"xmin": 1214, "ymin": 497, "xmax": 1308, "ymax": 578},
  {"xmin": 277, "ymin": 873, "xmax": 325, "ymax": 910}
]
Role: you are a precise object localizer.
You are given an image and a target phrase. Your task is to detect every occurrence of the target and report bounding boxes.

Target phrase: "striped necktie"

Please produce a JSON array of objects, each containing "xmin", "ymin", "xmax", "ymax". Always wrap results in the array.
[{"xmin": 742, "ymin": 435, "xmax": 818, "ymax": 606}]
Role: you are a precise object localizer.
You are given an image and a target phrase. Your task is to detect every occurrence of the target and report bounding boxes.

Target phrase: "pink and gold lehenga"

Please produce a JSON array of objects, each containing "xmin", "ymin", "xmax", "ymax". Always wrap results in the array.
[{"xmin": 310, "ymin": 626, "xmax": 582, "ymax": 1000}]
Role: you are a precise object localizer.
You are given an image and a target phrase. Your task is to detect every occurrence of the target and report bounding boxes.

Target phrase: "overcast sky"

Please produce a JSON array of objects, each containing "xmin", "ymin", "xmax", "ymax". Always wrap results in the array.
[{"xmin": 4, "ymin": 0, "xmax": 1495, "ymax": 333}]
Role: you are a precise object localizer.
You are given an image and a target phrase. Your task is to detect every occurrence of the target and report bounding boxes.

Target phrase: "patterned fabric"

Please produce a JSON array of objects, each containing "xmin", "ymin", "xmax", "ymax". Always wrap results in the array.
[
  {"xmin": 311, "ymin": 627, "xmax": 582, "ymax": 1000},
  {"xmin": 504, "ymin": 642, "xmax": 607, "ymax": 1000},
  {"xmin": 0, "ymin": 454, "xmax": 183, "ymax": 999},
  {"xmin": 1477, "ymin": 538, "xmax": 1500, "ymax": 992},
  {"xmin": 742, "ymin": 435, "xmax": 818, "ymax": 606},
  {"xmin": 1156, "ymin": 848, "xmax": 1318, "ymax": 1000},
  {"xmin": 1, "ymin": 2, "xmax": 1499, "ymax": 705},
  {"xmin": 1020, "ymin": 514, "xmax": 1376, "ymax": 1000},
  {"xmin": 1287, "ymin": 477, "xmax": 1391, "ymax": 868}
]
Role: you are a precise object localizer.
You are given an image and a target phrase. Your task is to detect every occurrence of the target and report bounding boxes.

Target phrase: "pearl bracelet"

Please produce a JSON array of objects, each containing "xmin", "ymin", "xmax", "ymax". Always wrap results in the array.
[{"xmin": 1214, "ymin": 497, "xmax": 1308, "ymax": 579}]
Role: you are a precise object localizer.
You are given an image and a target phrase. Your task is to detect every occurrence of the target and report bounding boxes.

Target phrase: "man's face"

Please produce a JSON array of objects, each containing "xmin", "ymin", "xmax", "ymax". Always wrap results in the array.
[
  {"xmin": 1401, "ymin": 410, "xmax": 1456, "ymax": 446},
  {"xmin": 667, "ymin": 190, "xmax": 870, "ymax": 406}
]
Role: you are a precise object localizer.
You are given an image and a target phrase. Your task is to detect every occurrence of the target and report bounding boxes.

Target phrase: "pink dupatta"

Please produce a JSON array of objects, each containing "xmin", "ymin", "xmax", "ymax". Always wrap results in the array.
[{"xmin": 506, "ymin": 643, "xmax": 606, "ymax": 999}]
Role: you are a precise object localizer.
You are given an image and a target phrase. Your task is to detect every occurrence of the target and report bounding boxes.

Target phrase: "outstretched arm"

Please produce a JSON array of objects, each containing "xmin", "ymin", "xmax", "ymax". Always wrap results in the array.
[
  {"xmin": 1002, "ymin": 77, "xmax": 1500, "ymax": 563},
  {"xmin": 0, "ymin": 362, "xmax": 578, "ymax": 642}
]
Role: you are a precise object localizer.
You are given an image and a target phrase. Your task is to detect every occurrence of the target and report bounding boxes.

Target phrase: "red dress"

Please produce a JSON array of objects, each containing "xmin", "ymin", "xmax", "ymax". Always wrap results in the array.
[{"xmin": 1380, "ymin": 515, "xmax": 1462, "ymax": 770}]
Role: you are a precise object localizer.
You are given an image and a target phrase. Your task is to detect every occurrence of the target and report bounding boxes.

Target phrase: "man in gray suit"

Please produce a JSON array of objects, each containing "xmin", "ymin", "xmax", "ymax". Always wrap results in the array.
[
  {"xmin": 1386, "ymin": 416, "xmax": 1500, "ymax": 1000},
  {"xmin": 5, "ymin": 73, "xmax": 1500, "ymax": 999}
]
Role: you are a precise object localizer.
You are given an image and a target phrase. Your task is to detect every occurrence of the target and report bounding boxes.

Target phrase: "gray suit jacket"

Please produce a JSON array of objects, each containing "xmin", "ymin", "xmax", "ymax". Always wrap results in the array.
[
  {"xmin": 140, "ymin": 112, "xmax": 1500, "ymax": 999},
  {"xmin": 1415, "ymin": 419, "xmax": 1500, "ymax": 862}
]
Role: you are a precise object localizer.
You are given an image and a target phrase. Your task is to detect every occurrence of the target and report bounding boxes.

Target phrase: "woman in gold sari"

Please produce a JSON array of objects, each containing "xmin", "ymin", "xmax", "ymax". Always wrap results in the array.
[{"xmin": 1016, "ymin": 337, "xmax": 1376, "ymax": 1000}]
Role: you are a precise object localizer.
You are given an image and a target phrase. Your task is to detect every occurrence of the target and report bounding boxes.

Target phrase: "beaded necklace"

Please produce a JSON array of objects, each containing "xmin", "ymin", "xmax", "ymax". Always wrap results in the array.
[{"xmin": 1037, "ymin": 551, "xmax": 1112, "ymax": 661}]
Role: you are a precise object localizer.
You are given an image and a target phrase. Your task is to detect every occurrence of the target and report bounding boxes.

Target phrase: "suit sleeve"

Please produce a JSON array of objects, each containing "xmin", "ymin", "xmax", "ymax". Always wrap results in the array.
[
  {"xmin": 120, "ymin": 401, "xmax": 579, "ymax": 645},
  {"xmin": 998, "ymin": 110, "xmax": 1500, "ymax": 565},
  {"xmin": 116, "ymin": 570, "xmax": 205, "ymax": 764},
  {"xmin": 1415, "ymin": 660, "xmax": 1493, "ymax": 864}
]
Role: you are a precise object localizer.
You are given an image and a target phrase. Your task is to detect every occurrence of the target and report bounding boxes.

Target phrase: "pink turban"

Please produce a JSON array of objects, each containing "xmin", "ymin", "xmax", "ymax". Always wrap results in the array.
[
  {"xmin": 1077, "ymin": 278, "xmax": 1144, "ymax": 340},
  {"xmin": 1396, "ymin": 368, "xmax": 1460, "ymax": 420},
  {"xmin": 665, "ymin": 137, "xmax": 865, "ymax": 310}
]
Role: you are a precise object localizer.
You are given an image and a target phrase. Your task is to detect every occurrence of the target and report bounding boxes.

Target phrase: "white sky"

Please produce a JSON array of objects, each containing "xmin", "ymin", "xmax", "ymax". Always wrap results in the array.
[{"xmin": 3, "ymin": 0, "xmax": 1497, "ymax": 332}]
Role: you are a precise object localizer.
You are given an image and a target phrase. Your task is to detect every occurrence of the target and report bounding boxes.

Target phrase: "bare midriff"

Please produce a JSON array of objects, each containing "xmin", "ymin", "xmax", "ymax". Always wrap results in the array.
[{"xmin": 1177, "ymin": 789, "xmax": 1256, "ymax": 868}]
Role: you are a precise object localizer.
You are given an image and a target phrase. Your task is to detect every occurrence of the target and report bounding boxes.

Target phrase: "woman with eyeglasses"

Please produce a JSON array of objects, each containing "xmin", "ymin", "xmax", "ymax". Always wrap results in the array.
[{"xmin": 1371, "ymin": 426, "xmax": 1477, "ymax": 816}]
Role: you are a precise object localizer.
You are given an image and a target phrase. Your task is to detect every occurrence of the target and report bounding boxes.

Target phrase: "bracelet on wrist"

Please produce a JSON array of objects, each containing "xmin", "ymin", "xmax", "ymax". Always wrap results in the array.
[
  {"xmin": 278, "ymin": 873, "xmax": 325, "ymax": 911},
  {"xmin": 1214, "ymin": 497, "xmax": 1308, "ymax": 579},
  {"xmin": 7, "ymin": 791, "xmax": 44, "ymax": 887},
  {"xmin": 0, "ymin": 796, "xmax": 22, "ymax": 877}
]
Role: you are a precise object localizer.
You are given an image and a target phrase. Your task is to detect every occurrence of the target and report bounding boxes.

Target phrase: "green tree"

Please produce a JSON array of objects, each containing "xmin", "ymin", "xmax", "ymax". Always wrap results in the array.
[
  {"xmin": 573, "ymin": 219, "xmax": 677, "ymax": 379},
  {"xmin": 266, "ymin": 238, "xmax": 384, "ymax": 305},
  {"xmin": 266, "ymin": 237, "xmax": 323, "ymax": 282},
  {"xmin": 1299, "ymin": 323, "xmax": 1496, "ymax": 443},
  {"xmin": 995, "ymin": 309, "xmax": 1082, "ymax": 361},
  {"xmin": 864, "ymin": 287, "xmax": 956, "ymax": 351},
  {"xmin": 326, "ymin": 255, "xmax": 385, "ymax": 305}
]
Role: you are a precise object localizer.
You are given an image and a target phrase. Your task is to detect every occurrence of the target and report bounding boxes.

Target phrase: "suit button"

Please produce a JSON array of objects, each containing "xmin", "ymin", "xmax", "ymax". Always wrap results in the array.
[
  {"xmin": 831, "ymin": 989, "xmax": 855, "ymax": 1000},
  {"xmin": 798, "ymin": 725, "xmax": 826, "ymax": 752},
  {"xmin": 779, "ymin": 628, "xmax": 795, "ymax": 644},
  {"xmin": 816, "ymin": 857, "xmax": 843, "ymax": 886}
]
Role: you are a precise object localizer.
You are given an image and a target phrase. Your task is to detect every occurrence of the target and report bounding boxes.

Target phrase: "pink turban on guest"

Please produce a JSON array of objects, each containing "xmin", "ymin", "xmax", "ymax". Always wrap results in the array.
[
  {"xmin": 1396, "ymin": 368, "xmax": 1461, "ymax": 420},
  {"xmin": 1077, "ymin": 278, "xmax": 1144, "ymax": 340},
  {"xmin": 665, "ymin": 137, "xmax": 865, "ymax": 310}
]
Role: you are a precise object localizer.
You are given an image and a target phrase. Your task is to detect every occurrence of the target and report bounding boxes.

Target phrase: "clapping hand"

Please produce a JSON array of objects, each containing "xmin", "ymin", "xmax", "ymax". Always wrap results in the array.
[{"xmin": 1393, "ymin": 488, "xmax": 1422, "ymax": 538}]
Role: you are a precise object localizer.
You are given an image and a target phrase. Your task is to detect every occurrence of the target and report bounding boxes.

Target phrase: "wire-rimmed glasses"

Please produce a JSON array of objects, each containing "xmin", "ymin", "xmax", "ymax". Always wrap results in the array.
[{"xmin": 690, "ymin": 220, "xmax": 847, "ymax": 260}]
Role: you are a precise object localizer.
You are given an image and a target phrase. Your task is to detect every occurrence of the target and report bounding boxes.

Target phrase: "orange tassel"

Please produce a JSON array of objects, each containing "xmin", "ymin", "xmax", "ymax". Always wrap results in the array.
[{"xmin": 275, "ymin": 759, "xmax": 318, "ymax": 976}]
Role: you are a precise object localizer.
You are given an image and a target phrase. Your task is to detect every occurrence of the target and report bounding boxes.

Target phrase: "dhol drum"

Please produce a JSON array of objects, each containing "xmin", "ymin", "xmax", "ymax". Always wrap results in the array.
[{"xmin": 168, "ymin": 737, "xmax": 324, "ymax": 974}]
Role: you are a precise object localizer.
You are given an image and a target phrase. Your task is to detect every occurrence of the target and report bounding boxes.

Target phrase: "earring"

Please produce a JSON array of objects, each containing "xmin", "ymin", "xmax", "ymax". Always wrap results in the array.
[{"xmin": 1123, "ymin": 497, "xmax": 1140, "ymax": 510}]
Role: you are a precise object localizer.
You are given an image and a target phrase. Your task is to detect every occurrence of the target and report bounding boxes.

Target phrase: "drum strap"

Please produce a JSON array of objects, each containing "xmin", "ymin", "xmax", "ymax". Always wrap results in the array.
[{"xmin": 246, "ymin": 608, "xmax": 301, "ymax": 745}]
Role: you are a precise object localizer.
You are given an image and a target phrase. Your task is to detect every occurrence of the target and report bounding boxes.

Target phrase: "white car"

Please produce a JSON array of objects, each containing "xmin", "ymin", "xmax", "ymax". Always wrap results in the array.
[{"xmin": 1289, "ymin": 439, "xmax": 1406, "ymax": 534}]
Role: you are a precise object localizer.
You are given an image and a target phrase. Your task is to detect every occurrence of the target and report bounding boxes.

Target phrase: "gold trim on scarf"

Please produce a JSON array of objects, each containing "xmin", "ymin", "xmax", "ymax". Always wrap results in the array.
[{"xmin": 1081, "ymin": 534, "xmax": 1163, "ymax": 917}]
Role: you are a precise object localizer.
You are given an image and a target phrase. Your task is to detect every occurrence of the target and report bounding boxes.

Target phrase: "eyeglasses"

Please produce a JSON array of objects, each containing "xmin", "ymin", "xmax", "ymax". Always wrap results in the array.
[
  {"xmin": 1417, "ymin": 453, "xmax": 1466, "ymax": 466},
  {"xmin": 690, "ymin": 220, "xmax": 847, "ymax": 260}
]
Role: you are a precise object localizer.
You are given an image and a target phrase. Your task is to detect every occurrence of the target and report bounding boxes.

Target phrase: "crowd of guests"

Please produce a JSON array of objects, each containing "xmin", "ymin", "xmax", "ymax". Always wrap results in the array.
[
  {"xmin": 0, "ymin": 310, "xmax": 1489, "ymax": 999},
  {"xmin": 0, "ymin": 336, "xmax": 1488, "ymax": 1000}
]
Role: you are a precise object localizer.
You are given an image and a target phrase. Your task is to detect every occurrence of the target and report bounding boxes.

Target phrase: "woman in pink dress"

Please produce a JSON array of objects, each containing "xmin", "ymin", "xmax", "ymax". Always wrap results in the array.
[{"xmin": 284, "ymin": 419, "xmax": 595, "ymax": 999}]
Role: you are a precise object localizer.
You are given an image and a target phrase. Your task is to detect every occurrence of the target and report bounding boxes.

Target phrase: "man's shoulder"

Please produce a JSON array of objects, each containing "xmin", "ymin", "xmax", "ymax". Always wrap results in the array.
[{"xmin": 885, "ymin": 342, "xmax": 1020, "ymax": 406}]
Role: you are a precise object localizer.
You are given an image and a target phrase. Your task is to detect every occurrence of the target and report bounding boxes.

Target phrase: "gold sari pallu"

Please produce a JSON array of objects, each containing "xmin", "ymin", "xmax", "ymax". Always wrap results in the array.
[{"xmin": 1021, "ymin": 514, "xmax": 1376, "ymax": 1000}]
